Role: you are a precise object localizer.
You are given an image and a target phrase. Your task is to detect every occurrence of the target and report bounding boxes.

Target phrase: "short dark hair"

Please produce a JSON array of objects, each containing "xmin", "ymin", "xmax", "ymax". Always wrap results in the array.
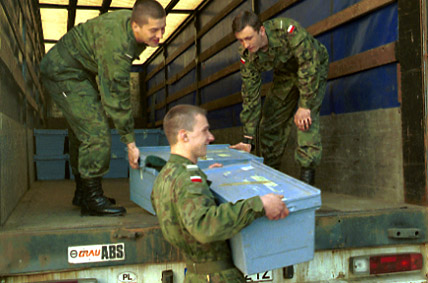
[
  {"xmin": 163, "ymin": 105, "xmax": 207, "ymax": 145},
  {"xmin": 131, "ymin": 0, "xmax": 166, "ymax": 26},
  {"xmin": 232, "ymin": 10, "xmax": 262, "ymax": 33}
]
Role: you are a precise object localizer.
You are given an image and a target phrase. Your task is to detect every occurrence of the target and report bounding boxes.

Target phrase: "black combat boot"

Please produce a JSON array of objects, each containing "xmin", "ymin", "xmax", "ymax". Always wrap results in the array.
[
  {"xmin": 300, "ymin": 168, "xmax": 315, "ymax": 186},
  {"xmin": 72, "ymin": 174, "xmax": 116, "ymax": 207},
  {"xmin": 80, "ymin": 177, "xmax": 126, "ymax": 216}
]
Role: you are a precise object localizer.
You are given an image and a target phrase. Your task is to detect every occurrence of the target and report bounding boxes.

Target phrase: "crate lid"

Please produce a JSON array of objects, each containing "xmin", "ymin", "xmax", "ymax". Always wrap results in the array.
[
  {"xmin": 203, "ymin": 160, "xmax": 321, "ymax": 213},
  {"xmin": 137, "ymin": 144, "xmax": 262, "ymax": 167}
]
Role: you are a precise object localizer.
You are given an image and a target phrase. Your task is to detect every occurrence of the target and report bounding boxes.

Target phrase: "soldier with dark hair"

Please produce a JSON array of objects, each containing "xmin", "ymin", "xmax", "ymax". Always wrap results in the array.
[
  {"xmin": 40, "ymin": 0, "xmax": 166, "ymax": 216},
  {"xmin": 230, "ymin": 11, "xmax": 329, "ymax": 186},
  {"xmin": 151, "ymin": 104, "xmax": 289, "ymax": 282}
]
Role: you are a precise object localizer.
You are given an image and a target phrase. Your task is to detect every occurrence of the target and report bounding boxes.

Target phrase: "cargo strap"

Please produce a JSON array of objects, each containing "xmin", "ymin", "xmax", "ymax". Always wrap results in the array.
[{"xmin": 186, "ymin": 259, "xmax": 235, "ymax": 274}]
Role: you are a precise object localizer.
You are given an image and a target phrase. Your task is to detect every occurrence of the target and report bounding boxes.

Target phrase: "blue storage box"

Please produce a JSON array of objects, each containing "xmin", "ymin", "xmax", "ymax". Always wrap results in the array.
[
  {"xmin": 34, "ymin": 154, "xmax": 68, "ymax": 180},
  {"xmin": 68, "ymin": 152, "xmax": 128, "ymax": 179},
  {"xmin": 110, "ymin": 129, "xmax": 168, "ymax": 156},
  {"xmin": 204, "ymin": 160, "xmax": 321, "ymax": 275},
  {"xmin": 129, "ymin": 145, "xmax": 264, "ymax": 215},
  {"xmin": 104, "ymin": 153, "xmax": 128, "ymax": 179},
  {"xmin": 34, "ymin": 129, "xmax": 68, "ymax": 156}
]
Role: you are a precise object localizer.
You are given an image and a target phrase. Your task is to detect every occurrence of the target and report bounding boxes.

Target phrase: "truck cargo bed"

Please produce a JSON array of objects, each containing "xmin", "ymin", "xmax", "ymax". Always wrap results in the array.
[{"xmin": 1, "ymin": 180, "xmax": 426, "ymax": 276}]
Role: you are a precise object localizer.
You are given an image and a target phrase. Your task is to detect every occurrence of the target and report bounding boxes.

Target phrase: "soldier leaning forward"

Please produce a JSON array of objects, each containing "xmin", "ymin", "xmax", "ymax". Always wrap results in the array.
[
  {"xmin": 40, "ymin": 0, "xmax": 166, "ymax": 216},
  {"xmin": 231, "ymin": 11, "xmax": 329, "ymax": 186}
]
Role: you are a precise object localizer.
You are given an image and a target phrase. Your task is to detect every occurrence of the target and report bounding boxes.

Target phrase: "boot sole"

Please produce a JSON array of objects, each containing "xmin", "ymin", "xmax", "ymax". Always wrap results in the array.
[{"xmin": 80, "ymin": 210, "xmax": 126, "ymax": 216}]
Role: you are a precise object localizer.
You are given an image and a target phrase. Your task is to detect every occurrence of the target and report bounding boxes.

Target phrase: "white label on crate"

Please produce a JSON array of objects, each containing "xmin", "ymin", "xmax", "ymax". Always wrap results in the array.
[
  {"xmin": 241, "ymin": 166, "xmax": 254, "ymax": 171},
  {"xmin": 68, "ymin": 243, "xmax": 125, "ymax": 264},
  {"xmin": 245, "ymin": 270, "xmax": 273, "ymax": 282},
  {"xmin": 217, "ymin": 153, "xmax": 231, "ymax": 157},
  {"xmin": 118, "ymin": 271, "xmax": 138, "ymax": 283},
  {"xmin": 251, "ymin": 176, "xmax": 278, "ymax": 187}
]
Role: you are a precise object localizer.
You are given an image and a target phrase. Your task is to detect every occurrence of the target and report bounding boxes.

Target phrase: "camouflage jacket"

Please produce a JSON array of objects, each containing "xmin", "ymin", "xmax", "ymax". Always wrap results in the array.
[
  {"xmin": 151, "ymin": 154, "xmax": 265, "ymax": 263},
  {"xmin": 41, "ymin": 10, "xmax": 146, "ymax": 144},
  {"xmin": 239, "ymin": 18, "xmax": 329, "ymax": 137}
]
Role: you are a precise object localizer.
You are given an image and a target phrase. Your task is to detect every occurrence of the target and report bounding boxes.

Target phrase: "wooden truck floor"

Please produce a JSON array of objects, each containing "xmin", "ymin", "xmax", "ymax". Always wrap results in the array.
[{"xmin": 1, "ymin": 179, "xmax": 426, "ymax": 276}]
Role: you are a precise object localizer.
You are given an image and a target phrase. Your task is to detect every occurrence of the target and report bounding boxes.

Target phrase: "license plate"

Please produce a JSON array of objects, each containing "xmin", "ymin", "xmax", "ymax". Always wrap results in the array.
[{"xmin": 245, "ymin": 270, "xmax": 273, "ymax": 282}]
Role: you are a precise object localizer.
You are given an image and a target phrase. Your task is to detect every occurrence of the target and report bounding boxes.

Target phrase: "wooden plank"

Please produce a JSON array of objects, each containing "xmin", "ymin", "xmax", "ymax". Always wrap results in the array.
[
  {"xmin": 166, "ymin": 82, "xmax": 197, "ymax": 104},
  {"xmin": 197, "ymin": 0, "xmax": 245, "ymax": 38},
  {"xmin": 307, "ymin": 0, "xmax": 396, "ymax": 36},
  {"xmin": 200, "ymin": 33, "xmax": 235, "ymax": 62},
  {"xmin": 328, "ymin": 42, "xmax": 396, "ymax": 80},
  {"xmin": 0, "ymin": 33, "xmax": 39, "ymax": 111},
  {"xmin": 147, "ymin": 81, "xmax": 166, "ymax": 97},
  {"xmin": 145, "ymin": 61, "xmax": 165, "ymax": 82},
  {"xmin": 165, "ymin": 38, "xmax": 194, "ymax": 66},
  {"xmin": 199, "ymin": 61, "xmax": 240, "ymax": 88},
  {"xmin": 260, "ymin": 0, "xmax": 301, "ymax": 22},
  {"xmin": 166, "ymin": 61, "xmax": 196, "ymax": 86},
  {"xmin": 13, "ymin": 0, "xmax": 46, "ymax": 105}
]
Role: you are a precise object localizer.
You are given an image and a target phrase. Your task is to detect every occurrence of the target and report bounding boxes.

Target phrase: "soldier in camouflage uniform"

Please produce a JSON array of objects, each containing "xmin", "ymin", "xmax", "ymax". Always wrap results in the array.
[
  {"xmin": 151, "ymin": 104, "xmax": 289, "ymax": 282},
  {"xmin": 230, "ymin": 11, "xmax": 329, "ymax": 185},
  {"xmin": 40, "ymin": 0, "xmax": 166, "ymax": 216}
]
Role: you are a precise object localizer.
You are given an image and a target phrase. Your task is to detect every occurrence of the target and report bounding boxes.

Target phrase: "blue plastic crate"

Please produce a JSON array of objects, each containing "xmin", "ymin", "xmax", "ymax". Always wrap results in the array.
[
  {"xmin": 34, "ymin": 129, "xmax": 68, "ymax": 156},
  {"xmin": 110, "ymin": 129, "xmax": 167, "ymax": 156},
  {"xmin": 34, "ymin": 154, "xmax": 68, "ymax": 180},
  {"xmin": 68, "ymin": 153, "xmax": 128, "ymax": 180},
  {"xmin": 129, "ymin": 145, "xmax": 264, "ymax": 215},
  {"xmin": 104, "ymin": 156, "xmax": 128, "ymax": 179},
  {"xmin": 204, "ymin": 160, "xmax": 321, "ymax": 275}
]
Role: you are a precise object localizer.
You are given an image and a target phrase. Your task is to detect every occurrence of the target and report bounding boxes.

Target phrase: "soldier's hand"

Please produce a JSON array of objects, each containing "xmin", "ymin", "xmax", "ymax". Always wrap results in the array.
[
  {"xmin": 127, "ymin": 142, "xmax": 140, "ymax": 169},
  {"xmin": 208, "ymin": 163, "xmax": 223, "ymax": 169},
  {"xmin": 294, "ymin": 107, "xmax": 312, "ymax": 131},
  {"xmin": 229, "ymin": 142, "xmax": 251, "ymax": 153},
  {"xmin": 260, "ymin": 193, "xmax": 289, "ymax": 220}
]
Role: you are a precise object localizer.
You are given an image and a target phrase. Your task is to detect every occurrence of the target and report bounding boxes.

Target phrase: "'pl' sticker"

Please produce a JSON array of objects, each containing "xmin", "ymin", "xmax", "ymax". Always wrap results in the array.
[{"xmin": 118, "ymin": 271, "xmax": 138, "ymax": 283}]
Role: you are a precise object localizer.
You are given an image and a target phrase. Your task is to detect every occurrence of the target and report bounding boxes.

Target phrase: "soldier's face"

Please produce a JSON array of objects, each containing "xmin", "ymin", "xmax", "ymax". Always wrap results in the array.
[
  {"xmin": 235, "ymin": 25, "xmax": 266, "ymax": 53},
  {"xmin": 186, "ymin": 114, "xmax": 215, "ymax": 158},
  {"xmin": 132, "ymin": 17, "xmax": 166, "ymax": 46}
]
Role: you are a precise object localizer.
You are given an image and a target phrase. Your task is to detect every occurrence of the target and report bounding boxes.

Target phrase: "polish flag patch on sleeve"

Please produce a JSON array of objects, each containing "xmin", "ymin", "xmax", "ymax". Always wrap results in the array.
[
  {"xmin": 240, "ymin": 57, "xmax": 246, "ymax": 64},
  {"xmin": 287, "ymin": 25, "xmax": 295, "ymax": 34},
  {"xmin": 190, "ymin": 176, "xmax": 202, "ymax": 183}
]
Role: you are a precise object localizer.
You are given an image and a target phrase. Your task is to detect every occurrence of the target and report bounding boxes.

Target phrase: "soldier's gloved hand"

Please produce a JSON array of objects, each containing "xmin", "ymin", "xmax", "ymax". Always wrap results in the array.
[
  {"xmin": 127, "ymin": 142, "xmax": 140, "ymax": 169},
  {"xmin": 260, "ymin": 193, "xmax": 289, "ymax": 220},
  {"xmin": 294, "ymin": 107, "xmax": 312, "ymax": 131}
]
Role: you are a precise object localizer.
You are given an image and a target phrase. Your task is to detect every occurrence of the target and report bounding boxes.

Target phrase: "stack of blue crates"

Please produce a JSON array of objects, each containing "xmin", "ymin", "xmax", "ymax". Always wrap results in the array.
[
  {"xmin": 204, "ymin": 160, "xmax": 321, "ymax": 275},
  {"xmin": 129, "ymin": 145, "xmax": 264, "ymax": 215},
  {"xmin": 34, "ymin": 129, "xmax": 68, "ymax": 180}
]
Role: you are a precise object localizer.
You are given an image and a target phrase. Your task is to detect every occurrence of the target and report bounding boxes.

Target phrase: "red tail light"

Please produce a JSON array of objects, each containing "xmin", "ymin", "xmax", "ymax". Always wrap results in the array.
[
  {"xmin": 370, "ymin": 253, "xmax": 423, "ymax": 274},
  {"xmin": 351, "ymin": 253, "xmax": 423, "ymax": 275}
]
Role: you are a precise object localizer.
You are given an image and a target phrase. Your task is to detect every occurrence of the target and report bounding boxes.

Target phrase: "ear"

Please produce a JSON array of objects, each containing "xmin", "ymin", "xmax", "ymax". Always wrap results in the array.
[
  {"xmin": 260, "ymin": 26, "xmax": 266, "ymax": 36},
  {"xmin": 178, "ymin": 129, "xmax": 188, "ymax": 142}
]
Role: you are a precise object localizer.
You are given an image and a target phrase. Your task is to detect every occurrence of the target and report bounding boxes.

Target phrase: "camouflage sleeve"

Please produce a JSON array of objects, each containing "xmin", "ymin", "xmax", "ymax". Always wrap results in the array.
[
  {"xmin": 176, "ymin": 175, "xmax": 264, "ymax": 244},
  {"xmin": 240, "ymin": 55, "xmax": 262, "ymax": 138},
  {"xmin": 96, "ymin": 45, "xmax": 135, "ymax": 144},
  {"xmin": 288, "ymin": 27, "xmax": 324, "ymax": 109}
]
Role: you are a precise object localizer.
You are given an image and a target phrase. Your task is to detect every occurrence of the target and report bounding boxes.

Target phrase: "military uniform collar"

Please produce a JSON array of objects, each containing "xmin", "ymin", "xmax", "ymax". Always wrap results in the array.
[
  {"xmin": 169, "ymin": 154, "xmax": 195, "ymax": 165},
  {"xmin": 263, "ymin": 19, "xmax": 282, "ymax": 49},
  {"xmin": 126, "ymin": 17, "xmax": 147, "ymax": 59}
]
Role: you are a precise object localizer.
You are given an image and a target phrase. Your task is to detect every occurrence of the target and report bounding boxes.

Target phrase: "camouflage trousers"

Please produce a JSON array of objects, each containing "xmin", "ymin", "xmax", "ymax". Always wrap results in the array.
[
  {"xmin": 260, "ymin": 69, "xmax": 328, "ymax": 170},
  {"xmin": 41, "ymin": 74, "xmax": 112, "ymax": 178},
  {"xmin": 184, "ymin": 268, "xmax": 245, "ymax": 283}
]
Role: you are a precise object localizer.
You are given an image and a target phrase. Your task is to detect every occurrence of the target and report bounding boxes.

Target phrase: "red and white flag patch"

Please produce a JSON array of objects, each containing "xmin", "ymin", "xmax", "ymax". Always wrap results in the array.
[
  {"xmin": 190, "ymin": 176, "xmax": 202, "ymax": 183},
  {"xmin": 240, "ymin": 57, "xmax": 246, "ymax": 64},
  {"xmin": 287, "ymin": 25, "xmax": 295, "ymax": 34}
]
